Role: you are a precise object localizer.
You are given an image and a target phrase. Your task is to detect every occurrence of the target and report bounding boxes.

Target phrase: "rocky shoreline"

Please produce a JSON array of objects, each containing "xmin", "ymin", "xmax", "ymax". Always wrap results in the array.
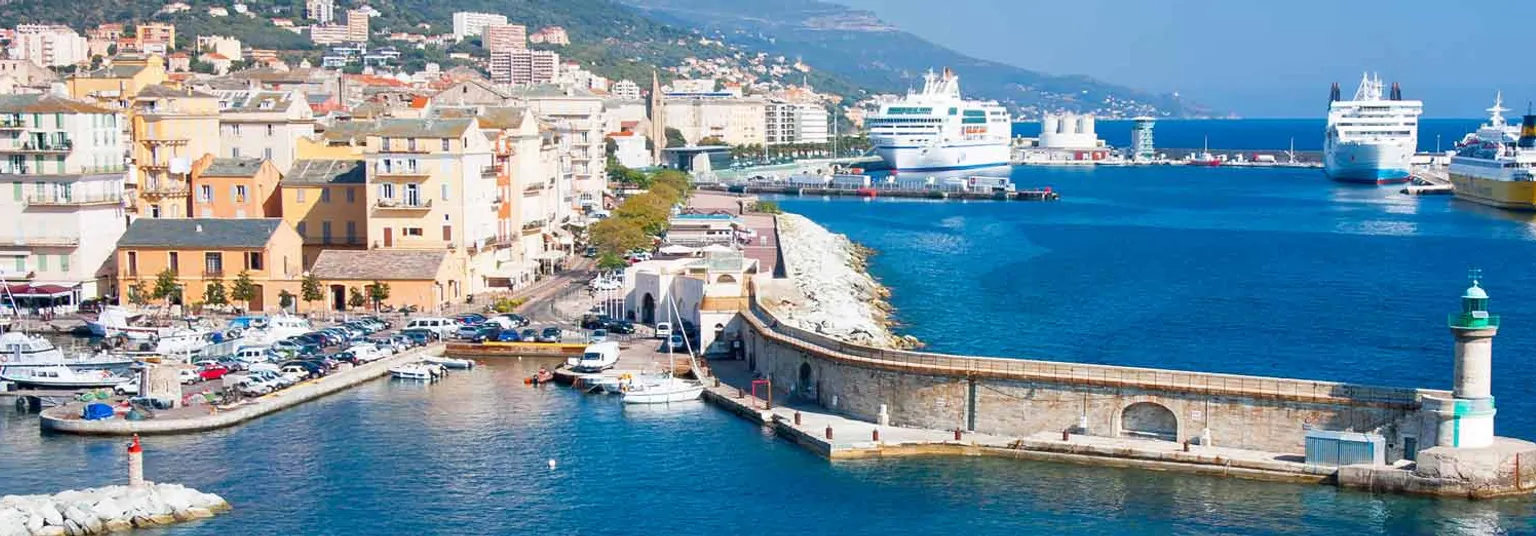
[
  {"xmin": 762, "ymin": 214, "xmax": 918, "ymax": 349},
  {"xmin": 1, "ymin": 483, "xmax": 230, "ymax": 535}
]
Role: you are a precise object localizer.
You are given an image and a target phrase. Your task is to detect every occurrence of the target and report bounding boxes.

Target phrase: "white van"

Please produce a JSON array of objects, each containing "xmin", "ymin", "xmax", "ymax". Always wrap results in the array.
[
  {"xmin": 567, "ymin": 341, "xmax": 620, "ymax": 372},
  {"xmin": 654, "ymin": 322, "xmax": 672, "ymax": 340},
  {"xmin": 404, "ymin": 317, "xmax": 456, "ymax": 336},
  {"xmin": 234, "ymin": 346, "xmax": 273, "ymax": 364}
]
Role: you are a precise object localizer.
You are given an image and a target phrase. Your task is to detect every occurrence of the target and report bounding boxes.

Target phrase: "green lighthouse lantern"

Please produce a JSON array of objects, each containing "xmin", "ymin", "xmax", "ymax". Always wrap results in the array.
[{"xmin": 1450, "ymin": 270, "xmax": 1499, "ymax": 330}]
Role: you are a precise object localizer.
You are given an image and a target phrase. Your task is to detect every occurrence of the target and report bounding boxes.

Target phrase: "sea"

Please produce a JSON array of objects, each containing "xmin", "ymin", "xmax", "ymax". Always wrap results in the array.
[
  {"xmin": 8, "ymin": 123, "xmax": 1536, "ymax": 534},
  {"xmin": 1012, "ymin": 118, "xmax": 1485, "ymax": 153}
]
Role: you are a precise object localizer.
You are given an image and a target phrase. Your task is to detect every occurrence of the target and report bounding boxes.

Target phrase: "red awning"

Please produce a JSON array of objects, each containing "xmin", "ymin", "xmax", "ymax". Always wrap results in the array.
[{"xmin": 4, "ymin": 283, "xmax": 75, "ymax": 298}]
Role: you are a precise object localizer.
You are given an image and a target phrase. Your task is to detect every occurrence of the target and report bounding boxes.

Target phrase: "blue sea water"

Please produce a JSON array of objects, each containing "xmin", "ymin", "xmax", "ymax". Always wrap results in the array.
[
  {"xmin": 1012, "ymin": 119, "xmax": 1484, "ymax": 152},
  {"xmin": 8, "ymin": 164, "xmax": 1536, "ymax": 534}
]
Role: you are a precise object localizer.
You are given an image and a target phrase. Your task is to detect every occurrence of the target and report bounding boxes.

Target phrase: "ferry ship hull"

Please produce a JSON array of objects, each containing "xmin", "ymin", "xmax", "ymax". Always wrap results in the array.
[
  {"xmin": 1449, "ymin": 172, "xmax": 1536, "ymax": 211},
  {"xmin": 875, "ymin": 142, "xmax": 1011, "ymax": 171},
  {"xmin": 1324, "ymin": 142, "xmax": 1413, "ymax": 184}
]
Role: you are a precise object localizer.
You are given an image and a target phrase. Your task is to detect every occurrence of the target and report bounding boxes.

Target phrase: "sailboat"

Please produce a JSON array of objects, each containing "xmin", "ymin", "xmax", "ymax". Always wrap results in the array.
[
  {"xmin": 1188, "ymin": 135, "xmax": 1222, "ymax": 167},
  {"xmin": 621, "ymin": 295, "xmax": 704, "ymax": 405}
]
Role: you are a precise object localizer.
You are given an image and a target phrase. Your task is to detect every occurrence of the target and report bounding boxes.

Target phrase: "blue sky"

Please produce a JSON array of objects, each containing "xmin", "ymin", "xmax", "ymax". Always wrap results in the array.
[{"xmin": 831, "ymin": 0, "xmax": 1536, "ymax": 118}]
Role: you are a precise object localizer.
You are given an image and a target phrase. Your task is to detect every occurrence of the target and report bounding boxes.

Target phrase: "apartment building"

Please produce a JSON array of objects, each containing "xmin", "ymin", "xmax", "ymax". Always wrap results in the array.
[
  {"xmin": 345, "ymin": 9, "xmax": 369, "ymax": 43},
  {"xmin": 363, "ymin": 118, "xmax": 495, "ymax": 297},
  {"xmin": 765, "ymin": 100, "xmax": 830, "ymax": 145},
  {"xmin": 306, "ymin": 0, "xmax": 335, "ymax": 24},
  {"xmin": 190, "ymin": 156, "xmax": 282, "ymax": 219},
  {"xmin": 508, "ymin": 85, "xmax": 605, "ymax": 212},
  {"xmin": 0, "ymin": 94, "xmax": 127, "ymax": 298},
  {"xmin": 483, "ymin": 24, "xmax": 527, "ymax": 54},
  {"xmin": 610, "ymin": 80, "xmax": 640, "ymax": 101},
  {"xmin": 130, "ymin": 84, "xmax": 221, "ymax": 218},
  {"xmin": 209, "ymin": 89, "xmax": 316, "ymax": 173},
  {"xmin": 67, "ymin": 54, "xmax": 170, "ymax": 110},
  {"xmin": 452, "ymin": 12, "xmax": 508, "ymax": 40},
  {"xmin": 115, "ymin": 218, "xmax": 302, "ymax": 311},
  {"xmin": 10, "ymin": 25, "xmax": 89, "ymax": 68},
  {"xmin": 279, "ymin": 159, "xmax": 367, "ymax": 265},
  {"xmin": 488, "ymin": 49, "xmax": 558, "ymax": 86},
  {"xmin": 663, "ymin": 93, "xmax": 767, "ymax": 146}
]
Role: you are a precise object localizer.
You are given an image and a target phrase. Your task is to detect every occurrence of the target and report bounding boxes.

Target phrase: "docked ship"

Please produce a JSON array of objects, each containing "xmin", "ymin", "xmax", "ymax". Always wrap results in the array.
[
  {"xmin": 867, "ymin": 68, "xmax": 1011, "ymax": 171},
  {"xmin": 1447, "ymin": 93, "xmax": 1536, "ymax": 210},
  {"xmin": 1323, "ymin": 73, "xmax": 1423, "ymax": 184}
]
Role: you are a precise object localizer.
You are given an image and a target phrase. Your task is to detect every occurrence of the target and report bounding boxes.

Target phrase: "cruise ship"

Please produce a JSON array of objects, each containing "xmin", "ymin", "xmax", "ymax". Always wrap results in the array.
[
  {"xmin": 1323, "ymin": 73, "xmax": 1423, "ymax": 184},
  {"xmin": 867, "ymin": 68, "xmax": 1011, "ymax": 171},
  {"xmin": 1447, "ymin": 93, "xmax": 1536, "ymax": 210}
]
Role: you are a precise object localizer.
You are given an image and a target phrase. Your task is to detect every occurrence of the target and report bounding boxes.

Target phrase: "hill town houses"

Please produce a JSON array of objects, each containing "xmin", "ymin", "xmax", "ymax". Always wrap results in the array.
[{"xmin": 0, "ymin": 17, "xmax": 833, "ymax": 316}]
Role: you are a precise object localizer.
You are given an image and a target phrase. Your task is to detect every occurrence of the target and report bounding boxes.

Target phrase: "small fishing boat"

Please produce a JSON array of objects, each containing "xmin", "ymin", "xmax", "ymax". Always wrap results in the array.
[
  {"xmin": 423, "ymin": 356, "xmax": 475, "ymax": 369},
  {"xmin": 1, "ymin": 365, "xmax": 131, "ymax": 389},
  {"xmin": 526, "ymin": 367, "xmax": 555, "ymax": 385},
  {"xmin": 389, "ymin": 362, "xmax": 446, "ymax": 381},
  {"xmin": 621, "ymin": 376, "xmax": 704, "ymax": 404}
]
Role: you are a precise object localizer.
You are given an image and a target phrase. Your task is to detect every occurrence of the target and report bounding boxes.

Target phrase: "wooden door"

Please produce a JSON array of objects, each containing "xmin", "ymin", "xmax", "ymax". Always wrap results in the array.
[{"xmin": 383, "ymin": 227, "xmax": 393, "ymax": 248}]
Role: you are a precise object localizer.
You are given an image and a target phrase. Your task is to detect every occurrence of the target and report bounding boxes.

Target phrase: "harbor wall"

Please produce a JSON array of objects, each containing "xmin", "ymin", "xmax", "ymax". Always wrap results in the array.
[{"xmin": 742, "ymin": 286, "xmax": 1446, "ymax": 462}]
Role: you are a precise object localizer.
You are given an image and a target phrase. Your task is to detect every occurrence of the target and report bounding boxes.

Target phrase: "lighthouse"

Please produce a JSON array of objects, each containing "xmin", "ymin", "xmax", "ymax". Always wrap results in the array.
[{"xmin": 1436, "ymin": 274, "xmax": 1499, "ymax": 448}]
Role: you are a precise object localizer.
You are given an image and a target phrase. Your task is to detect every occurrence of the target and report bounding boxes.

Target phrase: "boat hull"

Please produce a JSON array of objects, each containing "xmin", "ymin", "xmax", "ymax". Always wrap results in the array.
[
  {"xmin": 874, "ymin": 142, "xmax": 1010, "ymax": 171},
  {"xmin": 1324, "ymin": 140, "xmax": 1413, "ymax": 184},
  {"xmin": 1449, "ymin": 172, "xmax": 1536, "ymax": 211},
  {"xmin": 621, "ymin": 381, "xmax": 704, "ymax": 404}
]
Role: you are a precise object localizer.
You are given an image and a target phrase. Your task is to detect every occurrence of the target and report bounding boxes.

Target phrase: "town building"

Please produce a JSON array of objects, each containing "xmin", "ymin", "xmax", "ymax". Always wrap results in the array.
[
  {"xmin": 166, "ymin": 52, "xmax": 191, "ymax": 72},
  {"xmin": 194, "ymin": 36, "xmax": 242, "ymax": 63},
  {"xmin": 488, "ymin": 49, "xmax": 558, "ymax": 86},
  {"xmin": 765, "ymin": 100, "xmax": 829, "ymax": 145},
  {"xmin": 452, "ymin": 12, "xmax": 508, "ymax": 40},
  {"xmin": 114, "ymin": 218, "xmax": 302, "ymax": 311},
  {"xmin": 0, "ymin": 94, "xmax": 127, "ymax": 299},
  {"xmin": 345, "ymin": 9, "xmax": 370, "ymax": 43},
  {"xmin": 136, "ymin": 23, "xmax": 176, "ymax": 54},
  {"xmin": 363, "ymin": 118, "xmax": 496, "ymax": 297},
  {"xmin": 208, "ymin": 89, "xmax": 316, "ymax": 173},
  {"xmin": 0, "ymin": 60, "xmax": 59, "ymax": 94},
  {"xmin": 507, "ymin": 85, "xmax": 605, "ymax": 212},
  {"xmin": 622, "ymin": 252, "xmax": 758, "ymax": 352},
  {"xmin": 309, "ymin": 24, "xmax": 350, "ymax": 46},
  {"xmin": 431, "ymin": 79, "xmax": 511, "ymax": 107},
  {"xmin": 609, "ymin": 132, "xmax": 650, "ymax": 169},
  {"xmin": 483, "ymin": 24, "xmax": 527, "ymax": 54},
  {"xmin": 10, "ymin": 25, "xmax": 89, "ymax": 68},
  {"xmin": 67, "ymin": 54, "xmax": 170, "ymax": 110},
  {"xmin": 528, "ymin": 27, "xmax": 569, "ymax": 46},
  {"xmin": 190, "ymin": 156, "xmax": 282, "ymax": 218},
  {"xmin": 610, "ymin": 80, "xmax": 640, "ymax": 101},
  {"xmin": 306, "ymin": 0, "xmax": 335, "ymax": 24},
  {"xmin": 309, "ymin": 249, "xmax": 454, "ymax": 312},
  {"xmin": 279, "ymin": 159, "xmax": 367, "ymax": 265},
  {"xmin": 129, "ymin": 84, "xmax": 221, "ymax": 219},
  {"xmin": 663, "ymin": 93, "xmax": 767, "ymax": 146}
]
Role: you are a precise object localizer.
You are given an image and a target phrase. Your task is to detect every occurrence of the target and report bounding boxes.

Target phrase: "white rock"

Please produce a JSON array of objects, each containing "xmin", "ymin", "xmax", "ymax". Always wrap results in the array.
[
  {"xmin": 34, "ymin": 525, "xmax": 65, "ymax": 536},
  {"xmin": 38, "ymin": 502, "xmax": 63, "ymax": 527},
  {"xmin": 24, "ymin": 512, "xmax": 44, "ymax": 533},
  {"xmin": 90, "ymin": 498, "xmax": 124, "ymax": 521}
]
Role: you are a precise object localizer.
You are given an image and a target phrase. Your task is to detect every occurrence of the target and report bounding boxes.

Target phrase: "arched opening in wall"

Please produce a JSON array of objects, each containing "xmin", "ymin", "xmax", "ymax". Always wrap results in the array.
[
  {"xmin": 641, "ymin": 293, "xmax": 656, "ymax": 324},
  {"xmin": 330, "ymin": 285, "xmax": 346, "ymax": 311},
  {"xmin": 716, "ymin": 274, "xmax": 737, "ymax": 284},
  {"xmin": 798, "ymin": 362, "xmax": 814, "ymax": 397},
  {"xmin": 1120, "ymin": 402, "xmax": 1178, "ymax": 442}
]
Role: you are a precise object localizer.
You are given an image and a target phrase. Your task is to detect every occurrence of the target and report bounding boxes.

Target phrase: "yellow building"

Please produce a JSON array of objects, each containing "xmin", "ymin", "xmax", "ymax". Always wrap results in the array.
[
  {"xmin": 66, "ymin": 54, "xmax": 170, "ymax": 110},
  {"xmin": 310, "ymin": 249, "xmax": 455, "ymax": 312},
  {"xmin": 294, "ymin": 120, "xmax": 374, "ymax": 161},
  {"xmin": 115, "ymin": 218, "xmax": 303, "ymax": 312},
  {"xmin": 280, "ymin": 159, "xmax": 368, "ymax": 266},
  {"xmin": 130, "ymin": 84, "xmax": 220, "ymax": 218}
]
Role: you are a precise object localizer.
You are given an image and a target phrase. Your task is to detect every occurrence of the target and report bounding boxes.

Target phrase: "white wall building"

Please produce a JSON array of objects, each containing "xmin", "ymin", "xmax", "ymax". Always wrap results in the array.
[
  {"xmin": 611, "ymin": 80, "xmax": 640, "ymax": 101},
  {"xmin": 210, "ymin": 90, "xmax": 317, "ymax": 173},
  {"xmin": 765, "ymin": 101, "xmax": 829, "ymax": 145},
  {"xmin": 0, "ymin": 94, "xmax": 127, "ymax": 299},
  {"xmin": 11, "ymin": 25, "xmax": 89, "ymax": 68},
  {"xmin": 489, "ymin": 50, "xmax": 559, "ymax": 86},
  {"xmin": 452, "ymin": 12, "xmax": 509, "ymax": 41},
  {"xmin": 194, "ymin": 35, "xmax": 243, "ymax": 64},
  {"xmin": 306, "ymin": 0, "xmax": 335, "ymax": 24},
  {"xmin": 611, "ymin": 133, "xmax": 650, "ymax": 169},
  {"xmin": 510, "ymin": 86, "xmax": 606, "ymax": 213},
  {"xmin": 663, "ymin": 94, "xmax": 767, "ymax": 146},
  {"xmin": 622, "ymin": 253, "xmax": 757, "ymax": 354}
]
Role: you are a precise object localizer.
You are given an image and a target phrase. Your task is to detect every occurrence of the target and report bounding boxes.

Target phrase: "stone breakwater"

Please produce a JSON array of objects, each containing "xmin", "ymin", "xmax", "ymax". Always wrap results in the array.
[
  {"xmin": 0, "ymin": 483, "xmax": 229, "ymax": 535},
  {"xmin": 765, "ymin": 214, "xmax": 917, "ymax": 349}
]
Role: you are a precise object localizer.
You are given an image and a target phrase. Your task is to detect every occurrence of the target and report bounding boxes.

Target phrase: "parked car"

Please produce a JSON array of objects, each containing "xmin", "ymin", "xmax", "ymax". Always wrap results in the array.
[
  {"xmin": 178, "ymin": 368, "xmax": 198, "ymax": 385},
  {"xmin": 494, "ymin": 329, "xmax": 523, "ymax": 342},
  {"xmin": 114, "ymin": 376, "xmax": 140, "ymax": 396},
  {"xmin": 518, "ymin": 328, "xmax": 538, "ymax": 341},
  {"xmin": 280, "ymin": 360, "xmax": 327, "ymax": 379},
  {"xmin": 399, "ymin": 329, "xmax": 435, "ymax": 346},
  {"xmin": 655, "ymin": 321, "xmax": 673, "ymax": 339},
  {"xmin": 198, "ymin": 365, "xmax": 231, "ymax": 382},
  {"xmin": 455, "ymin": 323, "xmax": 488, "ymax": 340},
  {"xmin": 604, "ymin": 319, "xmax": 636, "ymax": 335},
  {"xmin": 538, "ymin": 327, "xmax": 563, "ymax": 343},
  {"xmin": 664, "ymin": 333, "xmax": 689, "ymax": 353},
  {"xmin": 332, "ymin": 351, "xmax": 361, "ymax": 366},
  {"xmin": 497, "ymin": 313, "xmax": 530, "ymax": 328},
  {"xmin": 404, "ymin": 318, "xmax": 456, "ymax": 337},
  {"xmin": 345, "ymin": 343, "xmax": 386, "ymax": 363},
  {"xmin": 581, "ymin": 314, "xmax": 613, "ymax": 330},
  {"xmin": 588, "ymin": 329, "xmax": 608, "ymax": 343}
]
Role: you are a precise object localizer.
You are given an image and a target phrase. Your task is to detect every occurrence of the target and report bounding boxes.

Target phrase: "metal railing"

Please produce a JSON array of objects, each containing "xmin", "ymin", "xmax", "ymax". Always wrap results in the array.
[
  {"xmin": 0, "ymin": 235, "xmax": 80, "ymax": 247},
  {"xmin": 1449, "ymin": 313, "xmax": 1500, "ymax": 329},
  {"xmin": 24, "ymin": 193, "xmax": 125, "ymax": 206},
  {"xmin": 0, "ymin": 117, "xmax": 24, "ymax": 128},
  {"xmin": 141, "ymin": 182, "xmax": 189, "ymax": 197},
  {"xmin": 743, "ymin": 295, "xmax": 1435, "ymax": 409},
  {"xmin": 375, "ymin": 198, "xmax": 432, "ymax": 209}
]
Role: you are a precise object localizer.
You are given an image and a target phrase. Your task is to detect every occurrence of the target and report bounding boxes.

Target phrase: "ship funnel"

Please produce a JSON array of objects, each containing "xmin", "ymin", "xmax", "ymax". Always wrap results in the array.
[
  {"xmin": 1519, "ymin": 114, "xmax": 1536, "ymax": 149},
  {"xmin": 1329, "ymin": 83, "xmax": 1340, "ymax": 102},
  {"xmin": 1390, "ymin": 82, "xmax": 1402, "ymax": 101}
]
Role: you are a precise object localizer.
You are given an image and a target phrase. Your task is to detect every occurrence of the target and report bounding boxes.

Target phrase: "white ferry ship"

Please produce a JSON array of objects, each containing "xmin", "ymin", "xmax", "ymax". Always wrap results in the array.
[
  {"xmin": 1323, "ymin": 73, "xmax": 1423, "ymax": 184},
  {"xmin": 867, "ymin": 68, "xmax": 1011, "ymax": 171}
]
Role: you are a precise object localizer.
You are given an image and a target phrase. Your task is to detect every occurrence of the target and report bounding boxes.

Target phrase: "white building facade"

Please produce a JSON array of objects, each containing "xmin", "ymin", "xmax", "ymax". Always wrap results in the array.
[
  {"xmin": 765, "ymin": 101, "xmax": 829, "ymax": 145},
  {"xmin": 11, "ymin": 25, "xmax": 89, "ymax": 68},
  {"xmin": 452, "ymin": 12, "xmax": 509, "ymax": 40},
  {"xmin": 210, "ymin": 90, "xmax": 317, "ymax": 173}
]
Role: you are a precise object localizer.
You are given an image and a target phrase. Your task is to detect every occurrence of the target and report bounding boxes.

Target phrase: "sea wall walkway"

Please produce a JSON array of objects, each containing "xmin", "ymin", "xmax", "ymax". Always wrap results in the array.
[{"xmin": 39, "ymin": 345, "xmax": 444, "ymax": 436}]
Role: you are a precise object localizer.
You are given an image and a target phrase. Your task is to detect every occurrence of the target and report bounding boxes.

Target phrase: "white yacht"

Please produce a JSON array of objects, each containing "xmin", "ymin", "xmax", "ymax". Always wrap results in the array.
[
  {"xmin": 390, "ymin": 362, "xmax": 446, "ymax": 381},
  {"xmin": 1324, "ymin": 73, "xmax": 1423, "ymax": 184},
  {"xmin": 621, "ymin": 376, "xmax": 705, "ymax": 404},
  {"xmin": 868, "ymin": 68, "xmax": 1012, "ymax": 171},
  {"xmin": 1, "ymin": 364, "xmax": 131, "ymax": 389},
  {"xmin": 0, "ymin": 331, "xmax": 135, "ymax": 373},
  {"xmin": 228, "ymin": 314, "xmax": 314, "ymax": 346}
]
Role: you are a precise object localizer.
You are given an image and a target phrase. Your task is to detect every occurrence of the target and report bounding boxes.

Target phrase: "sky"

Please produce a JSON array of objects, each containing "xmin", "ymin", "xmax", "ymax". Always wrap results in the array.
[{"xmin": 830, "ymin": 0, "xmax": 1536, "ymax": 118}]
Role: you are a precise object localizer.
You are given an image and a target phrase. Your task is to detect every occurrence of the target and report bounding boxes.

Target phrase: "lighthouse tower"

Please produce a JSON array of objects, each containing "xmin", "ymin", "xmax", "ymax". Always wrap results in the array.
[{"xmin": 1436, "ymin": 274, "xmax": 1499, "ymax": 448}]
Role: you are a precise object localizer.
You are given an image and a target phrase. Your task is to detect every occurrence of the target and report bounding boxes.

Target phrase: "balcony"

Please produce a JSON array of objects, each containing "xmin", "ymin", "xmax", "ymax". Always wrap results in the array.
[
  {"xmin": 481, "ymin": 166, "xmax": 501, "ymax": 178},
  {"xmin": 201, "ymin": 269, "xmax": 226, "ymax": 279},
  {"xmin": 138, "ymin": 136, "xmax": 189, "ymax": 146},
  {"xmin": 140, "ymin": 182, "xmax": 190, "ymax": 198},
  {"xmin": 305, "ymin": 236, "xmax": 366, "ymax": 246},
  {"xmin": 0, "ymin": 166, "xmax": 31, "ymax": 175},
  {"xmin": 1, "ymin": 236, "xmax": 80, "ymax": 247},
  {"xmin": 375, "ymin": 198, "xmax": 432, "ymax": 211},
  {"xmin": 1, "ymin": 140, "xmax": 72, "ymax": 154},
  {"xmin": 373, "ymin": 168, "xmax": 431, "ymax": 180},
  {"xmin": 0, "ymin": 117, "xmax": 24, "ymax": 129},
  {"xmin": 25, "ymin": 193, "xmax": 126, "ymax": 207}
]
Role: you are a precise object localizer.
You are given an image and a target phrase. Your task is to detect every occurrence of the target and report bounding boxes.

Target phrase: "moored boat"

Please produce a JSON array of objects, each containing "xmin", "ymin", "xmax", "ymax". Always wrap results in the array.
[
  {"xmin": 390, "ymin": 362, "xmax": 447, "ymax": 381},
  {"xmin": 1323, "ymin": 73, "xmax": 1423, "ymax": 184},
  {"xmin": 1447, "ymin": 93, "xmax": 1536, "ymax": 211},
  {"xmin": 0, "ymin": 365, "xmax": 131, "ymax": 389},
  {"xmin": 423, "ymin": 356, "xmax": 475, "ymax": 369},
  {"xmin": 621, "ymin": 376, "xmax": 704, "ymax": 404},
  {"xmin": 0, "ymin": 331, "xmax": 136, "ymax": 373}
]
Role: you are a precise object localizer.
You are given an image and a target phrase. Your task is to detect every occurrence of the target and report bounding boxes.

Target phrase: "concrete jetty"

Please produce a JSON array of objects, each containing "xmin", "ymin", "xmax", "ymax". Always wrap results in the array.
[{"xmin": 39, "ymin": 344, "xmax": 445, "ymax": 435}]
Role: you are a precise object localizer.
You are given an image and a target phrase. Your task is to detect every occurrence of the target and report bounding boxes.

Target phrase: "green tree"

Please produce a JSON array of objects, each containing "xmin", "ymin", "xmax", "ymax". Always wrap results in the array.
[
  {"xmin": 301, "ymin": 273, "xmax": 324, "ymax": 311},
  {"xmin": 204, "ymin": 279, "xmax": 228, "ymax": 306},
  {"xmin": 597, "ymin": 252, "xmax": 629, "ymax": 271},
  {"xmin": 664, "ymin": 127, "xmax": 687, "ymax": 148},
  {"xmin": 126, "ymin": 281, "xmax": 149, "ymax": 307},
  {"xmin": 231, "ymin": 270, "xmax": 256, "ymax": 312},
  {"xmin": 278, "ymin": 290, "xmax": 296, "ymax": 311},
  {"xmin": 696, "ymin": 135, "xmax": 727, "ymax": 147},
  {"xmin": 150, "ymin": 268, "xmax": 179, "ymax": 305},
  {"xmin": 347, "ymin": 287, "xmax": 367, "ymax": 309},
  {"xmin": 590, "ymin": 218, "xmax": 650, "ymax": 256},
  {"xmin": 651, "ymin": 169, "xmax": 692, "ymax": 198},
  {"xmin": 752, "ymin": 200, "xmax": 784, "ymax": 214},
  {"xmin": 614, "ymin": 192, "xmax": 672, "ymax": 235},
  {"xmin": 366, "ymin": 281, "xmax": 391, "ymax": 311}
]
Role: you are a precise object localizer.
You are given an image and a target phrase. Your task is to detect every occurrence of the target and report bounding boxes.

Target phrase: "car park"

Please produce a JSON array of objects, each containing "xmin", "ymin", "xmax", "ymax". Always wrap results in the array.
[{"xmin": 538, "ymin": 327, "xmax": 563, "ymax": 343}]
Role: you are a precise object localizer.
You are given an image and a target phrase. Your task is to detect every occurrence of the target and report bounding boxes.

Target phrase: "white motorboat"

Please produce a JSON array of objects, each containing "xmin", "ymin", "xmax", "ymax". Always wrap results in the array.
[
  {"xmin": 389, "ymin": 362, "xmax": 447, "ymax": 381},
  {"xmin": 621, "ymin": 376, "xmax": 704, "ymax": 404},
  {"xmin": 423, "ymin": 356, "xmax": 475, "ymax": 369},
  {"xmin": 565, "ymin": 341, "xmax": 619, "ymax": 373},
  {"xmin": 226, "ymin": 314, "xmax": 314, "ymax": 346},
  {"xmin": 1, "ymin": 365, "xmax": 131, "ymax": 389},
  {"xmin": 0, "ymin": 331, "xmax": 136, "ymax": 373}
]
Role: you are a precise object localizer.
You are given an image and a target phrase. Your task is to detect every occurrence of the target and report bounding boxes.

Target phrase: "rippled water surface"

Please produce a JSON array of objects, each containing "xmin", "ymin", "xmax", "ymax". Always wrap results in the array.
[{"xmin": 6, "ymin": 165, "xmax": 1536, "ymax": 534}]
